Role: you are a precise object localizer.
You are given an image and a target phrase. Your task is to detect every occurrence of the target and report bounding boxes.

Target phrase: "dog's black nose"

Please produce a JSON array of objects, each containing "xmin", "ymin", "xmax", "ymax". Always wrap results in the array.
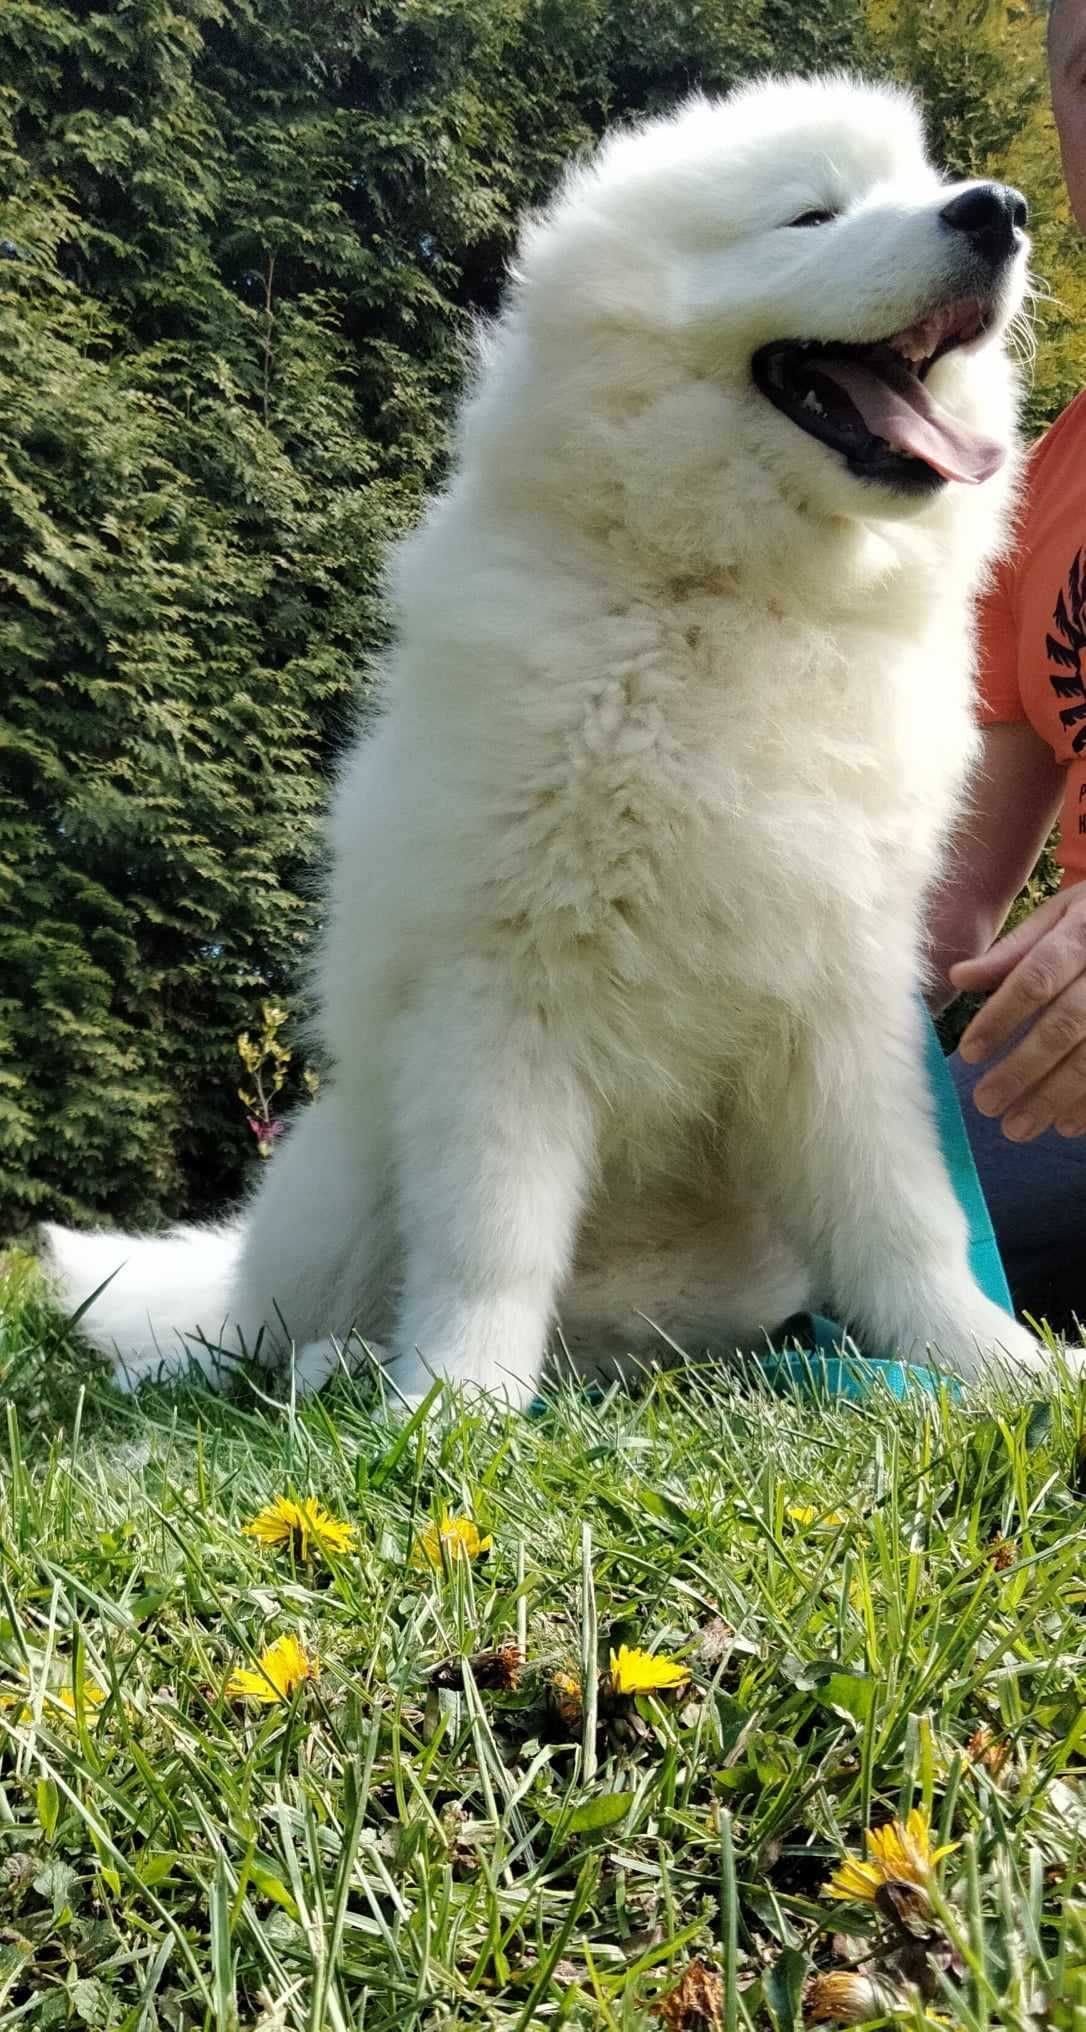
[{"xmin": 940, "ymin": 183, "xmax": 1028, "ymax": 264}]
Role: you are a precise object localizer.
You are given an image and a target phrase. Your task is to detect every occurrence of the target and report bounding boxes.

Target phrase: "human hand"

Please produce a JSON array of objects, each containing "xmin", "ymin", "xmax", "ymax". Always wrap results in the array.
[{"xmin": 949, "ymin": 885, "xmax": 1086, "ymax": 1140}]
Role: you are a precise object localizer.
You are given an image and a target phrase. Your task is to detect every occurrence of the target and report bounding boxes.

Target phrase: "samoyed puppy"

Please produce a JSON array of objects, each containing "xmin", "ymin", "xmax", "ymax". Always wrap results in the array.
[{"xmin": 48, "ymin": 74, "xmax": 1057, "ymax": 1406}]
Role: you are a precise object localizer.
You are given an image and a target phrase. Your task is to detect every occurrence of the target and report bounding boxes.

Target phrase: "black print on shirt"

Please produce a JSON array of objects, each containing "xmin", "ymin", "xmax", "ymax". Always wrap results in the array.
[{"xmin": 1046, "ymin": 547, "xmax": 1086, "ymax": 754}]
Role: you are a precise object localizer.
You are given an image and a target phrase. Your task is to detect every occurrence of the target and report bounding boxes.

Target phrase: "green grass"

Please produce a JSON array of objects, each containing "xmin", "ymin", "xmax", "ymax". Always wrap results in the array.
[{"xmin": 1, "ymin": 1253, "xmax": 1085, "ymax": 2030}]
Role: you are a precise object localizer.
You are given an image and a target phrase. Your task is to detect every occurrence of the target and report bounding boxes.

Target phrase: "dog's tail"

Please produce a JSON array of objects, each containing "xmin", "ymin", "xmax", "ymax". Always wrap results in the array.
[{"xmin": 42, "ymin": 1220, "xmax": 251, "ymax": 1393}]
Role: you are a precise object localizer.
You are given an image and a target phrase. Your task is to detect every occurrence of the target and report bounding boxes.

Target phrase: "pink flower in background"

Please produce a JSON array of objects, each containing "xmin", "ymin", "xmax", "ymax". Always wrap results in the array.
[
  {"xmin": 247, "ymin": 1115, "xmax": 284, "ymax": 1157},
  {"xmin": 238, "ymin": 1001, "xmax": 300, "ymax": 1161}
]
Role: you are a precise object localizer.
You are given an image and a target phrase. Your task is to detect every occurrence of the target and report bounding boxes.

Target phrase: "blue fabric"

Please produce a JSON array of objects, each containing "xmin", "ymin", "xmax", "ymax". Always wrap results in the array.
[
  {"xmin": 948, "ymin": 1043, "xmax": 1084, "ymax": 1332},
  {"xmin": 924, "ymin": 1016, "xmax": 1012, "ymax": 1312},
  {"xmin": 753, "ymin": 1322, "xmax": 955, "ymax": 1402}
]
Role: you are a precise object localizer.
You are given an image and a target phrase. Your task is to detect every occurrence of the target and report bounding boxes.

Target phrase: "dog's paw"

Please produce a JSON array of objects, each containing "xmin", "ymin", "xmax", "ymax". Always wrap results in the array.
[
  {"xmin": 916, "ymin": 1301, "xmax": 1052, "ymax": 1389},
  {"xmin": 106, "ymin": 1349, "xmax": 180, "ymax": 1396},
  {"xmin": 383, "ymin": 1348, "xmax": 541, "ymax": 1417},
  {"xmin": 289, "ymin": 1337, "xmax": 388, "ymax": 1399},
  {"xmin": 278, "ymin": 1333, "xmax": 543, "ymax": 1416},
  {"xmin": 106, "ymin": 1337, "xmax": 241, "ymax": 1396},
  {"xmin": 287, "ymin": 1343, "xmax": 452, "ymax": 1420}
]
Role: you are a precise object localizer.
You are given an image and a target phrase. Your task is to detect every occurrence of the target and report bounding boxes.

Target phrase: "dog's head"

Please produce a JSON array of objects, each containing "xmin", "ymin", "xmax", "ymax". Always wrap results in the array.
[{"xmin": 483, "ymin": 76, "xmax": 1027, "ymax": 543}]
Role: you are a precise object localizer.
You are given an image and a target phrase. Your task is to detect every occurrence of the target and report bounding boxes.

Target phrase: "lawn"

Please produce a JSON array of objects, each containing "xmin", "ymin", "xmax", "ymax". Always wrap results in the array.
[{"xmin": 1, "ymin": 1253, "xmax": 1084, "ymax": 2031}]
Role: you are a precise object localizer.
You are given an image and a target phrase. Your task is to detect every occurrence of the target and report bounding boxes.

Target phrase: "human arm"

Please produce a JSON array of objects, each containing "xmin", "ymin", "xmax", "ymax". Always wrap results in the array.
[
  {"xmin": 927, "ymin": 720, "xmax": 1064, "ymax": 1015},
  {"xmin": 928, "ymin": 722, "xmax": 1086, "ymax": 1140}
]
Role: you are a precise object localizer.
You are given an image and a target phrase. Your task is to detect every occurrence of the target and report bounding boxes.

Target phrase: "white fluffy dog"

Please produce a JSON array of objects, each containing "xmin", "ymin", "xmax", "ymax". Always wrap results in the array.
[{"xmin": 48, "ymin": 74, "xmax": 1057, "ymax": 1405}]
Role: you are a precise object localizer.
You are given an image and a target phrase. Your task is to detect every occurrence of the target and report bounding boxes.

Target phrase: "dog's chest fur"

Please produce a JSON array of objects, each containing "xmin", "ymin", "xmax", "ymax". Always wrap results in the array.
[{"xmin": 460, "ymin": 566, "xmax": 971, "ymax": 1112}]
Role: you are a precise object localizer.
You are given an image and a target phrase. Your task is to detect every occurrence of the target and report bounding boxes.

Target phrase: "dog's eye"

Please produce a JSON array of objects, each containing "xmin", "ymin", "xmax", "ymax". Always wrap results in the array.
[{"xmin": 787, "ymin": 208, "xmax": 837, "ymax": 228}]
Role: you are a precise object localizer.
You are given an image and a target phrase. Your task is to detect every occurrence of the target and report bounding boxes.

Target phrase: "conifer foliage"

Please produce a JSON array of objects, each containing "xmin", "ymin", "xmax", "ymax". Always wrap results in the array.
[{"xmin": 1, "ymin": 0, "xmax": 390, "ymax": 1228}]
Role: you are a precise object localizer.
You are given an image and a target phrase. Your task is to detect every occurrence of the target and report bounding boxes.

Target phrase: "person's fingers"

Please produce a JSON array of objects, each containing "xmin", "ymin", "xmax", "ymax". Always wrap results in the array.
[
  {"xmin": 949, "ymin": 891, "xmax": 1071, "ymax": 1000},
  {"xmin": 971, "ymin": 976, "xmax": 1086, "ymax": 1127},
  {"xmin": 1054, "ymin": 1085, "xmax": 1086, "ymax": 1137},
  {"xmin": 957, "ymin": 904, "xmax": 1086, "ymax": 1064},
  {"xmin": 1000, "ymin": 1037, "xmax": 1086, "ymax": 1142}
]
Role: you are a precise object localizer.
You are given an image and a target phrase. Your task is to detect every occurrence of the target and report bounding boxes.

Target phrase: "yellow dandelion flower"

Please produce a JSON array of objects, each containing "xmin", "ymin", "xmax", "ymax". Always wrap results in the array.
[
  {"xmin": 788, "ymin": 1505, "xmax": 846, "ymax": 1528},
  {"xmin": 225, "ymin": 1633, "xmax": 318, "ymax": 1704},
  {"xmin": 242, "ymin": 1496, "xmax": 355, "ymax": 1559},
  {"xmin": 51, "ymin": 1683, "xmax": 106, "ymax": 1718},
  {"xmin": 825, "ymin": 1806, "xmax": 959, "ymax": 1902},
  {"xmin": 412, "ymin": 1508, "xmax": 493, "ymax": 1571},
  {"xmin": 3, "ymin": 1680, "xmax": 106, "ymax": 1724},
  {"xmin": 608, "ymin": 1644, "xmax": 689, "ymax": 1696}
]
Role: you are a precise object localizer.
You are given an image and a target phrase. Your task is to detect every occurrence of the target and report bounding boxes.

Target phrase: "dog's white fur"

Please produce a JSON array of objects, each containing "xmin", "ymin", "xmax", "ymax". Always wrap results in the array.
[{"xmin": 47, "ymin": 75, "xmax": 1059, "ymax": 1403}]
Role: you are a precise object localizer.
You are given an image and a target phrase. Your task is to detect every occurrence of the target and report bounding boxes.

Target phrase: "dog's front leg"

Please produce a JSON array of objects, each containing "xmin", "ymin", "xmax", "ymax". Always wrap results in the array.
[
  {"xmin": 387, "ymin": 957, "xmax": 593, "ymax": 1410},
  {"xmin": 779, "ymin": 981, "xmax": 1052, "ymax": 1384}
]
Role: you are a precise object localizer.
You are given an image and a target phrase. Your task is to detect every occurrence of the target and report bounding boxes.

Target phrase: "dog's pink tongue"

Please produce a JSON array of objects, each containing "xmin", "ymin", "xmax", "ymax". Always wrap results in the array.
[{"xmin": 815, "ymin": 357, "xmax": 1004, "ymax": 484}]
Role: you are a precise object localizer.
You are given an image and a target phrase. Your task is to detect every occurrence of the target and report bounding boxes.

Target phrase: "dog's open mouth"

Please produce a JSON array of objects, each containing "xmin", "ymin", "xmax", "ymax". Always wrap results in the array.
[{"xmin": 751, "ymin": 297, "xmax": 1004, "ymax": 490}]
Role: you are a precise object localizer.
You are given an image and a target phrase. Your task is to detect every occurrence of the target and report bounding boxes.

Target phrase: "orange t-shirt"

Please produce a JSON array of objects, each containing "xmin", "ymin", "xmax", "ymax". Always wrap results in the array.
[{"xmin": 976, "ymin": 387, "xmax": 1086, "ymax": 886}]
